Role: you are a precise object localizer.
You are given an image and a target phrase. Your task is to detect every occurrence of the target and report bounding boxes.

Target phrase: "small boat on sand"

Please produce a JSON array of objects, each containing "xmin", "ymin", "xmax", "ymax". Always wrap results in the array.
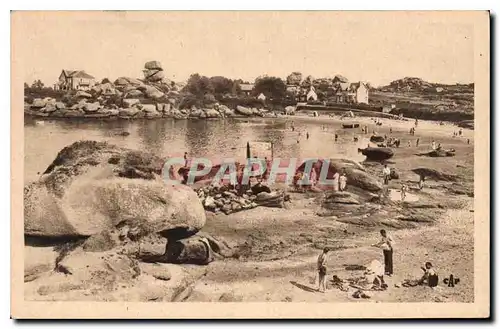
[{"xmin": 341, "ymin": 122, "xmax": 360, "ymax": 129}]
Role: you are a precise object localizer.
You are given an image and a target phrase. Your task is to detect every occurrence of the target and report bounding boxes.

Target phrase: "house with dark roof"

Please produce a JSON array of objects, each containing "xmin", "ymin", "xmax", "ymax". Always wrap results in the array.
[
  {"xmin": 56, "ymin": 70, "xmax": 96, "ymax": 91},
  {"xmin": 331, "ymin": 81, "xmax": 369, "ymax": 104}
]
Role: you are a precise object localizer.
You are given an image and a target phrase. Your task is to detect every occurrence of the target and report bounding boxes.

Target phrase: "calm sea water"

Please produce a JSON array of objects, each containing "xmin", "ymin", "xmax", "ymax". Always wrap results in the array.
[{"xmin": 24, "ymin": 117, "xmax": 371, "ymax": 182}]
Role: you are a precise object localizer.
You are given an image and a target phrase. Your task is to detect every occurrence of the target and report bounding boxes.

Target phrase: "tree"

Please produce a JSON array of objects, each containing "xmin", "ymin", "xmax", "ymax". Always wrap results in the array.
[
  {"xmin": 254, "ymin": 76, "xmax": 286, "ymax": 101},
  {"xmin": 286, "ymin": 72, "xmax": 303, "ymax": 86},
  {"xmin": 31, "ymin": 79, "xmax": 44, "ymax": 90},
  {"xmin": 209, "ymin": 76, "xmax": 234, "ymax": 95},
  {"xmin": 184, "ymin": 73, "xmax": 214, "ymax": 97},
  {"xmin": 24, "ymin": 82, "xmax": 29, "ymax": 89}
]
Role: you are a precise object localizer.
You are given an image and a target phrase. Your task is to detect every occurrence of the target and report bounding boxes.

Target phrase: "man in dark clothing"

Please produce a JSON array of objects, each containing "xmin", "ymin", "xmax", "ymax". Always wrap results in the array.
[{"xmin": 372, "ymin": 229, "xmax": 395, "ymax": 276}]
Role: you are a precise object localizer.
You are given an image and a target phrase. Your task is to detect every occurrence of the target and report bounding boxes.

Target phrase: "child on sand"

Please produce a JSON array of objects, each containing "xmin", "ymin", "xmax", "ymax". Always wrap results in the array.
[
  {"xmin": 401, "ymin": 183, "xmax": 408, "ymax": 202},
  {"xmin": 419, "ymin": 262, "xmax": 439, "ymax": 288},
  {"xmin": 317, "ymin": 248, "xmax": 330, "ymax": 293}
]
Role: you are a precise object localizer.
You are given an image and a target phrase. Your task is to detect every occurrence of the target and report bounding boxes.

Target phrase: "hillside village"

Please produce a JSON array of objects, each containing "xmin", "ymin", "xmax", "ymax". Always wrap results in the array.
[{"xmin": 24, "ymin": 61, "xmax": 474, "ymax": 123}]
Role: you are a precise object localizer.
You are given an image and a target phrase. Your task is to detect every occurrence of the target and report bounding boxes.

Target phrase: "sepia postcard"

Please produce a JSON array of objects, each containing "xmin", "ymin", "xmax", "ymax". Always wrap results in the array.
[{"xmin": 11, "ymin": 11, "xmax": 490, "ymax": 319}]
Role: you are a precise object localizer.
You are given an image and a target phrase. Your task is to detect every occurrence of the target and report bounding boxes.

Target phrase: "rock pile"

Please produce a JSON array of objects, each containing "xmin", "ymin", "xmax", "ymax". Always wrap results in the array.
[
  {"xmin": 195, "ymin": 184, "xmax": 286, "ymax": 215},
  {"xmin": 25, "ymin": 61, "xmax": 270, "ymax": 121}
]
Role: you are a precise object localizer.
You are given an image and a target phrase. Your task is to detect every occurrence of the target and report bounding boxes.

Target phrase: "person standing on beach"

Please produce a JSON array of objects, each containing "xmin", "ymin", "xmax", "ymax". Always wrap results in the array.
[
  {"xmin": 306, "ymin": 131, "xmax": 310, "ymax": 140},
  {"xmin": 332, "ymin": 171, "xmax": 340, "ymax": 192},
  {"xmin": 317, "ymin": 247, "xmax": 330, "ymax": 293},
  {"xmin": 335, "ymin": 133, "xmax": 338, "ymax": 142},
  {"xmin": 339, "ymin": 171, "xmax": 347, "ymax": 191},
  {"xmin": 418, "ymin": 175, "xmax": 425, "ymax": 190},
  {"xmin": 390, "ymin": 127, "xmax": 393, "ymax": 134},
  {"xmin": 431, "ymin": 140, "xmax": 436, "ymax": 150},
  {"xmin": 183, "ymin": 152, "xmax": 189, "ymax": 167},
  {"xmin": 382, "ymin": 164, "xmax": 391, "ymax": 185},
  {"xmin": 372, "ymin": 229, "xmax": 395, "ymax": 276},
  {"xmin": 416, "ymin": 138, "xmax": 420, "ymax": 147},
  {"xmin": 459, "ymin": 128, "xmax": 463, "ymax": 136}
]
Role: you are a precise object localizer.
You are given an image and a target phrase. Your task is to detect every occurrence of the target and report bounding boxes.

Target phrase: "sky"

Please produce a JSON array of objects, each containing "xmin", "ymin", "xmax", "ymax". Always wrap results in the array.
[{"xmin": 13, "ymin": 11, "xmax": 475, "ymax": 87}]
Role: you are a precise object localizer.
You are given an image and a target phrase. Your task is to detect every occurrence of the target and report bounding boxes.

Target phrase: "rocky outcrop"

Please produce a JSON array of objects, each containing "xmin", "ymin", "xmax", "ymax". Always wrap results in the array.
[
  {"xmin": 369, "ymin": 135, "xmax": 385, "ymax": 143},
  {"xmin": 25, "ymin": 141, "xmax": 206, "ymax": 239},
  {"xmin": 284, "ymin": 106, "xmax": 296, "ymax": 115},
  {"xmin": 143, "ymin": 61, "xmax": 165, "ymax": 83},
  {"xmin": 235, "ymin": 105, "xmax": 264, "ymax": 117},
  {"xmin": 24, "ymin": 246, "xmax": 208, "ymax": 301},
  {"xmin": 412, "ymin": 167, "xmax": 459, "ymax": 182},
  {"xmin": 358, "ymin": 147, "xmax": 394, "ymax": 161},
  {"xmin": 25, "ymin": 72, "xmax": 269, "ymax": 121},
  {"xmin": 165, "ymin": 236, "xmax": 213, "ymax": 265},
  {"xmin": 24, "ymin": 246, "xmax": 59, "ymax": 282},
  {"xmin": 417, "ymin": 149, "xmax": 456, "ymax": 157},
  {"xmin": 295, "ymin": 159, "xmax": 383, "ymax": 192}
]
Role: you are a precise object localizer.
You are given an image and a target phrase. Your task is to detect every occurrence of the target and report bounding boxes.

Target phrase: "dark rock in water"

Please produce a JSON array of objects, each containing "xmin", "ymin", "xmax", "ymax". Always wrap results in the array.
[
  {"xmin": 412, "ymin": 167, "xmax": 459, "ymax": 182},
  {"xmin": 165, "ymin": 236, "xmax": 213, "ymax": 265},
  {"xmin": 369, "ymin": 135, "xmax": 385, "ymax": 143},
  {"xmin": 357, "ymin": 147, "xmax": 394, "ymax": 161}
]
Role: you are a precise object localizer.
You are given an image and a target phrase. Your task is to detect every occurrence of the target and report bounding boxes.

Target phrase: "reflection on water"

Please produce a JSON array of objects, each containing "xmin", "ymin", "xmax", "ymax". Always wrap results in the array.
[{"xmin": 24, "ymin": 117, "xmax": 370, "ymax": 182}]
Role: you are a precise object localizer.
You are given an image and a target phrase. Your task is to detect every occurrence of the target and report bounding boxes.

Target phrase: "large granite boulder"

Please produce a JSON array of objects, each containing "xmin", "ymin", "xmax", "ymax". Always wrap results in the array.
[
  {"xmin": 125, "ymin": 90, "xmax": 144, "ymax": 98},
  {"xmin": 82, "ymin": 102, "xmax": 102, "ymax": 113},
  {"xmin": 114, "ymin": 77, "xmax": 144, "ymax": 87},
  {"xmin": 118, "ymin": 107, "xmax": 140, "ymax": 117},
  {"xmin": 24, "ymin": 141, "xmax": 206, "ymax": 239},
  {"xmin": 165, "ymin": 236, "xmax": 213, "ymax": 265},
  {"xmin": 75, "ymin": 91, "xmax": 92, "ymax": 99},
  {"xmin": 295, "ymin": 158, "xmax": 382, "ymax": 192},
  {"xmin": 357, "ymin": 147, "xmax": 394, "ymax": 161},
  {"xmin": 235, "ymin": 105, "xmax": 254, "ymax": 116},
  {"xmin": 123, "ymin": 98, "xmax": 140, "ymax": 108},
  {"xmin": 31, "ymin": 98, "xmax": 47, "ymax": 108},
  {"xmin": 138, "ymin": 85, "xmax": 164, "ymax": 99},
  {"xmin": 284, "ymin": 106, "xmax": 296, "ymax": 115},
  {"xmin": 144, "ymin": 61, "xmax": 163, "ymax": 70},
  {"xmin": 369, "ymin": 135, "xmax": 385, "ymax": 143}
]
